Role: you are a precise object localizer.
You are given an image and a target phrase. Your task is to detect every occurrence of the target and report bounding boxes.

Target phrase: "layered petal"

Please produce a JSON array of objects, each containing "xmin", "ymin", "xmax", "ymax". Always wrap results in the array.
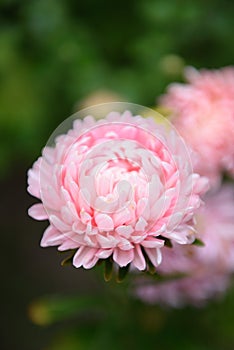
[{"xmin": 27, "ymin": 109, "xmax": 208, "ymax": 272}]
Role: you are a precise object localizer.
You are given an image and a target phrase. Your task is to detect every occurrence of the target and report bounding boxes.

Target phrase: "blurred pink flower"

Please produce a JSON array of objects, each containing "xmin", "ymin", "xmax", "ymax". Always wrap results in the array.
[
  {"xmin": 135, "ymin": 185, "xmax": 234, "ymax": 306},
  {"xmin": 27, "ymin": 111, "xmax": 208, "ymax": 271},
  {"xmin": 159, "ymin": 67, "xmax": 234, "ymax": 188}
]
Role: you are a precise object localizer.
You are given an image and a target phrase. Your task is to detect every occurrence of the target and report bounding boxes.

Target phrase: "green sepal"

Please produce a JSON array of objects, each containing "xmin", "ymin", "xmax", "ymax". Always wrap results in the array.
[
  {"xmin": 61, "ymin": 250, "xmax": 76, "ymax": 266},
  {"xmin": 104, "ymin": 258, "xmax": 113, "ymax": 282},
  {"xmin": 192, "ymin": 238, "xmax": 205, "ymax": 247},
  {"xmin": 164, "ymin": 237, "xmax": 173, "ymax": 248},
  {"xmin": 116, "ymin": 264, "xmax": 130, "ymax": 283},
  {"xmin": 147, "ymin": 260, "xmax": 157, "ymax": 275}
]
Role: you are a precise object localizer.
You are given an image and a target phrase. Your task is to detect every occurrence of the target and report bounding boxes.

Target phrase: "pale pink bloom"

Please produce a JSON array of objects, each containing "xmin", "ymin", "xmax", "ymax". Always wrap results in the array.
[
  {"xmin": 135, "ymin": 185, "xmax": 234, "ymax": 306},
  {"xmin": 159, "ymin": 67, "xmax": 234, "ymax": 188},
  {"xmin": 27, "ymin": 111, "xmax": 208, "ymax": 270}
]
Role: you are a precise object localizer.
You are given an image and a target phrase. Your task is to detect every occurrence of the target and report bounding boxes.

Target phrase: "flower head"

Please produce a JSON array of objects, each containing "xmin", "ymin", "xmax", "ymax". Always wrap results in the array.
[
  {"xmin": 27, "ymin": 107, "xmax": 208, "ymax": 272},
  {"xmin": 134, "ymin": 185, "xmax": 234, "ymax": 306},
  {"xmin": 159, "ymin": 67, "xmax": 234, "ymax": 188}
]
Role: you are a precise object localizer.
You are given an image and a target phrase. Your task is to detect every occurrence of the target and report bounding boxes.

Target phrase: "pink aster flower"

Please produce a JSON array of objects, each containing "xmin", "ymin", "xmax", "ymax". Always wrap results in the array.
[
  {"xmin": 134, "ymin": 185, "xmax": 234, "ymax": 306},
  {"xmin": 159, "ymin": 66, "xmax": 234, "ymax": 188},
  {"xmin": 27, "ymin": 109, "xmax": 208, "ymax": 271}
]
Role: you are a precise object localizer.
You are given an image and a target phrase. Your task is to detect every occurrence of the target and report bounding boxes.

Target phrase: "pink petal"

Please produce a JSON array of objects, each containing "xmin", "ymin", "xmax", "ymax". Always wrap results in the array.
[
  {"xmin": 61, "ymin": 206, "xmax": 75, "ymax": 224},
  {"xmin": 83, "ymin": 255, "xmax": 99, "ymax": 269},
  {"xmin": 61, "ymin": 232, "xmax": 85, "ymax": 247},
  {"xmin": 40, "ymin": 225, "xmax": 64, "ymax": 247},
  {"xmin": 27, "ymin": 160, "xmax": 41, "ymax": 198},
  {"xmin": 97, "ymin": 174, "xmax": 113, "ymax": 196},
  {"xmin": 73, "ymin": 246, "xmax": 98, "ymax": 268},
  {"xmin": 131, "ymin": 233, "xmax": 147, "ymax": 244},
  {"xmin": 65, "ymin": 178, "xmax": 80, "ymax": 208},
  {"xmin": 28, "ymin": 203, "xmax": 48, "ymax": 220},
  {"xmin": 66, "ymin": 161, "xmax": 77, "ymax": 181},
  {"xmin": 141, "ymin": 237, "xmax": 164, "ymax": 248},
  {"xmin": 167, "ymin": 212, "xmax": 184, "ymax": 231},
  {"xmin": 42, "ymin": 185, "xmax": 62, "ymax": 211},
  {"xmin": 136, "ymin": 198, "xmax": 148, "ymax": 217},
  {"xmin": 116, "ymin": 225, "xmax": 134, "ymax": 238},
  {"xmin": 50, "ymin": 215, "xmax": 71, "ymax": 232},
  {"xmin": 113, "ymin": 248, "xmax": 134, "ymax": 267},
  {"xmin": 79, "ymin": 188, "xmax": 93, "ymax": 213},
  {"xmin": 167, "ymin": 231, "xmax": 190, "ymax": 244},
  {"xmin": 118, "ymin": 238, "xmax": 134, "ymax": 250},
  {"xmin": 80, "ymin": 210, "xmax": 91, "ymax": 224},
  {"xmin": 150, "ymin": 195, "xmax": 170, "ymax": 219},
  {"xmin": 95, "ymin": 248, "xmax": 113, "ymax": 259},
  {"xmin": 27, "ymin": 184, "xmax": 40, "ymax": 199},
  {"xmin": 144, "ymin": 247, "xmax": 162, "ymax": 267},
  {"xmin": 162, "ymin": 161, "xmax": 174, "ymax": 177},
  {"xmin": 58, "ymin": 239, "xmax": 79, "ymax": 251},
  {"xmin": 117, "ymin": 180, "xmax": 133, "ymax": 206},
  {"xmin": 72, "ymin": 220, "xmax": 86, "ymax": 234},
  {"xmin": 135, "ymin": 217, "xmax": 148, "ymax": 231},
  {"xmin": 97, "ymin": 234, "xmax": 118, "ymax": 248},
  {"xmin": 132, "ymin": 245, "xmax": 146, "ymax": 270},
  {"xmin": 193, "ymin": 175, "xmax": 210, "ymax": 194},
  {"xmin": 148, "ymin": 174, "xmax": 162, "ymax": 207},
  {"xmin": 113, "ymin": 208, "xmax": 131, "ymax": 226},
  {"xmin": 42, "ymin": 146, "xmax": 55, "ymax": 163},
  {"xmin": 84, "ymin": 234, "xmax": 96, "ymax": 247},
  {"xmin": 166, "ymin": 170, "xmax": 179, "ymax": 188},
  {"xmin": 66, "ymin": 201, "xmax": 79, "ymax": 219},
  {"xmin": 60, "ymin": 186, "xmax": 72, "ymax": 202},
  {"xmin": 94, "ymin": 196, "xmax": 118, "ymax": 213},
  {"xmin": 141, "ymin": 152, "xmax": 156, "ymax": 176},
  {"xmin": 95, "ymin": 214, "xmax": 114, "ymax": 231}
]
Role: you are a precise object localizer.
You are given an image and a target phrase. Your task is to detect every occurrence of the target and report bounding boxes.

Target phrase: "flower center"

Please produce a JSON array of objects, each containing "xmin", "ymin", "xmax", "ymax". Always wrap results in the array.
[{"xmin": 95, "ymin": 158, "xmax": 148, "ymax": 205}]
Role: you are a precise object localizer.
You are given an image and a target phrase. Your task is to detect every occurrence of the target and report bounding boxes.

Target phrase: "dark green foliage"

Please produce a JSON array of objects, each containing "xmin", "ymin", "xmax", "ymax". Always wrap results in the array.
[
  {"xmin": 1, "ymin": 0, "xmax": 234, "ymax": 175},
  {"xmin": 28, "ymin": 282, "xmax": 234, "ymax": 350}
]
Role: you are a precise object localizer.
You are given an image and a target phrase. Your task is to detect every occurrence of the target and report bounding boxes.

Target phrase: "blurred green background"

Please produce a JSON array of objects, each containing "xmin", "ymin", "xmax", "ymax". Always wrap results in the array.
[{"xmin": 1, "ymin": 0, "xmax": 234, "ymax": 349}]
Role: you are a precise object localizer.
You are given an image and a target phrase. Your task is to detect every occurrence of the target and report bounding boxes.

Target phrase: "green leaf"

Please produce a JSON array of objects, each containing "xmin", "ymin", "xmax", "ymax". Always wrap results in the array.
[
  {"xmin": 144, "ymin": 271, "xmax": 188, "ymax": 283},
  {"xmin": 28, "ymin": 295, "xmax": 105, "ymax": 326}
]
